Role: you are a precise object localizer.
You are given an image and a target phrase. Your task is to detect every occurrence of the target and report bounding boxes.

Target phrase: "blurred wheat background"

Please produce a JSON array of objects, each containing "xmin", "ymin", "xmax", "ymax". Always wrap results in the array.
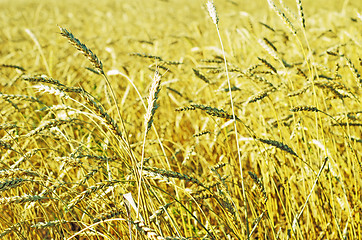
[{"xmin": 0, "ymin": 0, "xmax": 361, "ymax": 239}]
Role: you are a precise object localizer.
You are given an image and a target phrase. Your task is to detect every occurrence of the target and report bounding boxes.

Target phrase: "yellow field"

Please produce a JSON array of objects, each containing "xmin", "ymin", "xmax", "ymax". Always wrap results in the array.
[{"xmin": 0, "ymin": 0, "xmax": 361, "ymax": 239}]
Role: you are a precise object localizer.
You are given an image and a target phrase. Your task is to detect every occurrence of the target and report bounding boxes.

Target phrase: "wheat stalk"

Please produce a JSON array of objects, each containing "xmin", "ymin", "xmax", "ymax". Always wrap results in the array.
[
  {"xmin": 206, "ymin": 1, "xmax": 248, "ymax": 237},
  {"xmin": 292, "ymin": 158, "xmax": 328, "ymax": 232},
  {"xmin": 59, "ymin": 26, "xmax": 131, "ymax": 157}
]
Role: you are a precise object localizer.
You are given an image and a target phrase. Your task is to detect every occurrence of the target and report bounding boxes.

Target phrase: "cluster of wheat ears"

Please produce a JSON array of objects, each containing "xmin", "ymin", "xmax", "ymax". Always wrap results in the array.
[{"xmin": 0, "ymin": 0, "xmax": 361, "ymax": 239}]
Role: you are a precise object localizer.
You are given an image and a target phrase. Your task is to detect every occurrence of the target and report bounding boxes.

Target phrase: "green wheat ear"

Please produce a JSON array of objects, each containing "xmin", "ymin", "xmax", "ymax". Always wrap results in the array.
[{"xmin": 59, "ymin": 26, "xmax": 104, "ymax": 74}]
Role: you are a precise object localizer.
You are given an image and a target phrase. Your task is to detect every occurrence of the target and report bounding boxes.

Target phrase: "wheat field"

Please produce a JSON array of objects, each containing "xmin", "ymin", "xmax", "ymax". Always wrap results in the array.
[{"xmin": 0, "ymin": 0, "xmax": 361, "ymax": 239}]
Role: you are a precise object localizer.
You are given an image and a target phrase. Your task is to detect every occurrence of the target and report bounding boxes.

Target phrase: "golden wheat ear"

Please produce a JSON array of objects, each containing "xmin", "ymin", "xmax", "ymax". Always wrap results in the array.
[{"xmin": 144, "ymin": 70, "xmax": 162, "ymax": 135}]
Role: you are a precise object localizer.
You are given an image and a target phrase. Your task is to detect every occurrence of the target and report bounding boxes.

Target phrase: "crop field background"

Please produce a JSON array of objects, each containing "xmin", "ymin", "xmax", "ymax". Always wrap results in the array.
[{"xmin": 0, "ymin": 0, "xmax": 361, "ymax": 239}]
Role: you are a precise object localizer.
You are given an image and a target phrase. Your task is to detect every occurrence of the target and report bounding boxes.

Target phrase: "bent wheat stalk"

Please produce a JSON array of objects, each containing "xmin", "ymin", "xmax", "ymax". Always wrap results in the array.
[{"xmin": 59, "ymin": 26, "xmax": 135, "ymax": 170}]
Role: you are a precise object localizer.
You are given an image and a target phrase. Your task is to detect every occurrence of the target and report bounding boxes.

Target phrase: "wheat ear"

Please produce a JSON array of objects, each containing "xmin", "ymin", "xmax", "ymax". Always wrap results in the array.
[
  {"xmin": 0, "ymin": 64, "xmax": 26, "ymax": 72},
  {"xmin": 191, "ymin": 103, "xmax": 238, "ymax": 120},
  {"xmin": 59, "ymin": 27, "xmax": 103, "ymax": 74},
  {"xmin": 193, "ymin": 68, "xmax": 211, "ymax": 84},
  {"xmin": 137, "ymin": 70, "xmax": 162, "ymax": 221},
  {"xmin": 0, "ymin": 178, "xmax": 27, "ymax": 192},
  {"xmin": 296, "ymin": 0, "xmax": 306, "ymax": 29},
  {"xmin": 23, "ymin": 75, "xmax": 65, "ymax": 87},
  {"xmin": 144, "ymin": 70, "xmax": 162, "ymax": 135},
  {"xmin": 257, "ymin": 57, "xmax": 278, "ymax": 74},
  {"xmin": 267, "ymin": 0, "xmax": 297, "ymax": 35},
  {"xmin": 345, "ymin": 57, "xmax": 362, "ymax": 87},
  {"xmin": 0, "ymin": 194, "xmax": 48, "ymax": 206},
  {"xmin": 31, "ymin": 220, "xmax": 69, "ymax": 229},
  {"xmin": 257, "ymin": 138, "xmax": 299, "ymax": 158},
  {"xmin": 0, "ymin": 223, "xmax": 23, "ymax": 238}
]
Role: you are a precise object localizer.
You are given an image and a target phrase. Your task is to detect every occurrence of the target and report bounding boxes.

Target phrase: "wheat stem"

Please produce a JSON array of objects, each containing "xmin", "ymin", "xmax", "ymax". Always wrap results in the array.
[
  {"xmin": 292, "ymin": 157, "xmax": 328, "ymax": 232},
  {"xmin": 137, "ymin": 70, "xmax": 162, "ymax": 220},
  {"xmin": 206, "ymin": 1, "xmax": 249, "ymax": 237}
]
